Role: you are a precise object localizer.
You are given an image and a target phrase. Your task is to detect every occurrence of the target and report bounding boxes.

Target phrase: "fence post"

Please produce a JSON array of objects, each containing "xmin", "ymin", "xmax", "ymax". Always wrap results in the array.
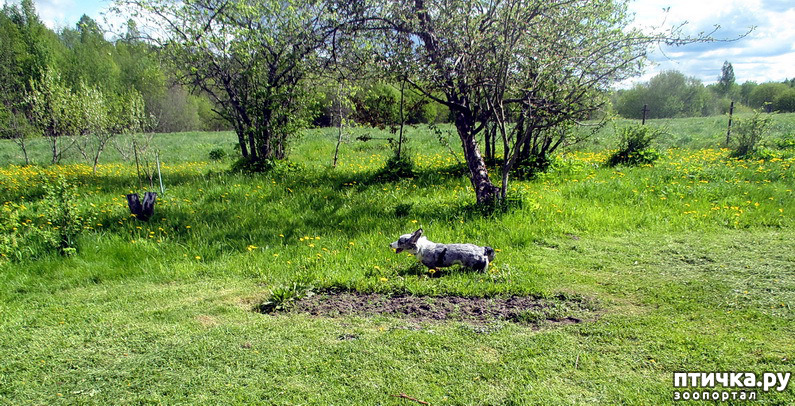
[
  {"xmin": 156, "ymin": 151, "xmax": 164, "ymax": 196},
  {"xmin": 641, "ymin": 104, "xmax": 649, "ymax": 125},
  {"xmin": 726, "ymin": 101, "xmax": 734, "ymax": 147}
]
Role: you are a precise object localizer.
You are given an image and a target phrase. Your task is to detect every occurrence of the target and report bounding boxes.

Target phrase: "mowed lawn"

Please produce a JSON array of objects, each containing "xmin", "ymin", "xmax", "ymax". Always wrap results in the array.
[{"xmin": 0, "ymin": 116, "xmax": 793, "ymax": 404}]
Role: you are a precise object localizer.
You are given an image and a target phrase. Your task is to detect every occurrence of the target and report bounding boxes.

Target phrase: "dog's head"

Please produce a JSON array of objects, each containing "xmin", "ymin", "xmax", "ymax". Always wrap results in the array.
[{"xmin": 390, "ymin": 228, "xmax": 423, "ymax": 254}]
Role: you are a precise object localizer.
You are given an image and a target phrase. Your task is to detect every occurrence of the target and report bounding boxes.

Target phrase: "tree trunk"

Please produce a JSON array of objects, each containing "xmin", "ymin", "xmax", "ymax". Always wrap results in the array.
[
  {"xmin": 398, "ymin": 79, "xmax": 406, "ymax": 159},
  {"xmin": 491, "ymin": 125, "xmax": 497, "ymax": 162},
  {"xmin": 92, "ymin": 138, "xmax": 110, "ymax": 175},
  {"xmin": 248, "ymin": 127, "xmax": 258, "ymax": 161},
  {"xmin": 14, "ymin": 137, "xmax": 30, "ymax": 166},
  {"xmin": 484, "ymin": 123, "xmax": 492, "ymax": 163},
  {"xmin": 332, "ymin": 122, "xmax": 343, "ymax": 168},
  {"xmin": 257, "ymin": 126, "xmax": 270, "ymax": 160},
  {"xmin": 234, "ymin": 126, "xmax": 249, "ymax": 158},
  {"xmin": 332, "ymin": 84, "xmax": 344, "ymax": 168},
  {"xmin": 453, "ymin": 111, "xmax": 498, "ymax": 206},
  {"xmin": 50, "ymin": 136, "xmax": 58, "ymax": 164}
]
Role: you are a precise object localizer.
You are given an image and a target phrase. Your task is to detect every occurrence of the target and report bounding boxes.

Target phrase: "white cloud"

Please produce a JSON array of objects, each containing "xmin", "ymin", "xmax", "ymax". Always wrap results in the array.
[{"xmin": 621, "ymin": 0, "xmax": 795, "ymax": 87}]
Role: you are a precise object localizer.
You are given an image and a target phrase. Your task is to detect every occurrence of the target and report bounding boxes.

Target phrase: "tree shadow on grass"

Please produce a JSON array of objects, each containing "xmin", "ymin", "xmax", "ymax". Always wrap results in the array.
[{"xmin": 40, "ymin": 160, "xmax": 526, "ymax": 263}]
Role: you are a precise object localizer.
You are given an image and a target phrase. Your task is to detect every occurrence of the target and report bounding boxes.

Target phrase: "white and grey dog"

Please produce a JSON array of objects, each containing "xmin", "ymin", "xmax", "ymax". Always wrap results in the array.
[{"xmin": 390, "ymin": 228, "xmax": 495, "ymax": 272}]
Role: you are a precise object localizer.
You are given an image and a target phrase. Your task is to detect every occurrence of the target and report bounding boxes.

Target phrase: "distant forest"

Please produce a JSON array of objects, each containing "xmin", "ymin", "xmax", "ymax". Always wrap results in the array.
[
  {"xmin": 0, "ymin": 0, "xmax": 449, "ymax": 139},
  {"xmin": 611, "ymin": 63, "xmax": 795, "ymax": 119}
]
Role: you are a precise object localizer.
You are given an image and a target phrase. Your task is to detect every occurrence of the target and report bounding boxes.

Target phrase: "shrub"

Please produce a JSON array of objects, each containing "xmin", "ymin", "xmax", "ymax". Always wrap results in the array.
[
  {"xmin": 1, "ymin": 176, "xmax": 96, "ymax": 261},
  {"xmin": 607, "ymin": 125, "xmax": 663, "ymax": 167},
  {"xmin": 730, "ymin": 111, "xmax": 773, "ymax": 159},
  {"xmin": 374, "ymin": 138, "xmax": 416, "ymax": 181},
  {"xmin": 230, "ymin": 157, "xmax": 305, "ymax": 175},
  {"xmin": 375, "ymin": 152, "xmax": 415, "ymax": 181},
  {"xmin": 231, "ymin": 157, "xmax": 275, "ymax": 173},
  {"xmin": 775, "ymin": 134, "xmax": 795, "ymax": 150},
  {"xmin": 0, "ymin": 211, "xmax": 48, "ymax": 262},
  {"xmin": 208, "ymin": 148, "xmax": 227, "ymax": 161},
  {"xmin": 513, "ymin": 153, "xmax": 557, "ymax": 180},
  {"xmin": 41, "ymin": 175, "xmax": 93, "ymax": 256},
  {"xmin": 0, "ymin": 203, "xmax": 27, "ymax": 262}
]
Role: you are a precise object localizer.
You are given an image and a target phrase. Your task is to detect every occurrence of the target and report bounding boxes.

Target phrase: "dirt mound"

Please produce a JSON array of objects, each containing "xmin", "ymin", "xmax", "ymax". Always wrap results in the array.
[{"xmin": 263, "ymin": 290, "xmax": 594, "ymax": 326}]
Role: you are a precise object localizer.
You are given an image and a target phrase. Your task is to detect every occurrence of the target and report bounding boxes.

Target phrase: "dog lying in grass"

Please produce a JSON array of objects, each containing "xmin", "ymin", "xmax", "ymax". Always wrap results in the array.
[{"xmin": 390, "ymin": 228, "xmax": 495, "ymax": 272}]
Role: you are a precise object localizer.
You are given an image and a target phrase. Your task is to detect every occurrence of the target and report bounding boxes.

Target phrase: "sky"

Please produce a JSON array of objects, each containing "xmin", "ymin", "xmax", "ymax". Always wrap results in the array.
[
  {"xmin": 625, "ymin": 0, "xmax": 795, "ymax": 87},
  {"xmin": 9, "ymin": 0, "xmax": 795, "ymax": 88}
]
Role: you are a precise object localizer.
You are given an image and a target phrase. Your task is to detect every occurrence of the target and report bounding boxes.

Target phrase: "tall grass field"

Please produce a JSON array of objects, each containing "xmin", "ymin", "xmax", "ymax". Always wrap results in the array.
[{"xmin": 1, "ymin": 114, "xmax": 793, "ymax": 404}]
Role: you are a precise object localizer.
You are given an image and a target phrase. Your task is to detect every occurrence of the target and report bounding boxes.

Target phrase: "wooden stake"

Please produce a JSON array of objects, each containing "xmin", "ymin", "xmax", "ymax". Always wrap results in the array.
[
  {"xmin": 156, "ymin": 150, "xmax": 164, "ymax": 196},
  {"xmin": 641, "ymin": 104, "xmax": 649, "ymax": 125},
  {"xmin": 726, "ymin": 101, "xmax": 735, "ymax": 146}
]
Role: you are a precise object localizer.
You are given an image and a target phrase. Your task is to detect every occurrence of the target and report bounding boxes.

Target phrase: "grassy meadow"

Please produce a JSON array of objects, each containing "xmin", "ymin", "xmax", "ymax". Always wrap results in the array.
[{"xmin": 0, "ymin": 114, "xmax": 793, "ymax": 404}]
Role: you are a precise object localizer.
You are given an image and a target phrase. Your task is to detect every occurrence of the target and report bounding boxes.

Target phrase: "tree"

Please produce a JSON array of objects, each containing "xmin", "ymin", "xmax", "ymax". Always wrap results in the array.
[
  {"xmin": 355, "ymin": 0, "xmax": 722, "ymax": 204},
  {"xmin": 0, "ymin": 104, "xmax": 38, "ymax": 165},
  {"xmin": 615, "ymin": 71, "xmax": 712, "ymax": 119},
  {"xmin": 717, "ymin": 61, "xmax": 735, "ymax": 96},
  {"xmin": 749, "ymin": 82, "xmax": 788, "ymax": 111},
  {"xmin": 773, "ymin": 88, "xmax": 795, "ymax": 113},
  {"xmin": 4, "ymin": 0, "xmax": 62, "ymax": 87},
  {"xmin": 0, "ymin": 6, "xmax": 36, "ymax": 164},
  {"xmin": 76, "ymin": 85, "xmax": 148, "ymax": 173},
  {"xmin": 0, "ymin": 6, "xmax": 27, "ymax": 106},
  {"xmin": 114, "ymin": 0, "xmax": 338, "ymax": 164},
  {"xmin": 59, "ymin": 15, "xmax": 122, "ymax": 91},
  {"xmin": 739, "ymin": 81, "xmax": 757, "ymax": 106},
  {"xmin": 26, "ymin": 67, "xmax": 84, "ymax": 164}
]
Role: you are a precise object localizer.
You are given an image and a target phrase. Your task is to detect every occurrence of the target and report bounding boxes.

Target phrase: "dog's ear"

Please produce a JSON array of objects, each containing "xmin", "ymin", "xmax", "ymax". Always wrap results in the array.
[{"xmin": 409, "ymin": 228, "xmax": 423, "ymax": 243}]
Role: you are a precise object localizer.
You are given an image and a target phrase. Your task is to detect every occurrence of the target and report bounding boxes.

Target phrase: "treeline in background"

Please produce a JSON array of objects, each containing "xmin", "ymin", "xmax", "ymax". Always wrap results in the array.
[
  {"xmin": 2, "ymin": 1, "xmax": 793, "ymax": 147},
  {"xmin": 611, "ymin": 62, "xmax": 795, "ymax": 119},
  {"xmin": 0, "ymin": 1, "xmax": 448, "ymax": 140}
]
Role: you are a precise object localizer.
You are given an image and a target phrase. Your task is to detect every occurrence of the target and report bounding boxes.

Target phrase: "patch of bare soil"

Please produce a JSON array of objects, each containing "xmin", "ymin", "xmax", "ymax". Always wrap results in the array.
[{"xmin": 262, "ymin": 290, "xmax": 595, "ymax": 326}]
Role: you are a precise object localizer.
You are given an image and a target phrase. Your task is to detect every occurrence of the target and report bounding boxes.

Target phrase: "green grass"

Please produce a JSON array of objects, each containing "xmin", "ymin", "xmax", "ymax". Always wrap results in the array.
[{"xmin": 0, "ymin": 114, "xmax": 793, "ymax": 404}]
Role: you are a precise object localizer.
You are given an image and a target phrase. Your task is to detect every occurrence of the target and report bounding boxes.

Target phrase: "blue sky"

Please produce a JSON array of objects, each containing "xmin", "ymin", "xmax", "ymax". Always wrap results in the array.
[
  {"xmin": 21, "ymin": 0, "xmax": 108, "ymax": 30},
  {"xmin": 10, "ymin": 0, "xmax": 795, "ymax": 87}
]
